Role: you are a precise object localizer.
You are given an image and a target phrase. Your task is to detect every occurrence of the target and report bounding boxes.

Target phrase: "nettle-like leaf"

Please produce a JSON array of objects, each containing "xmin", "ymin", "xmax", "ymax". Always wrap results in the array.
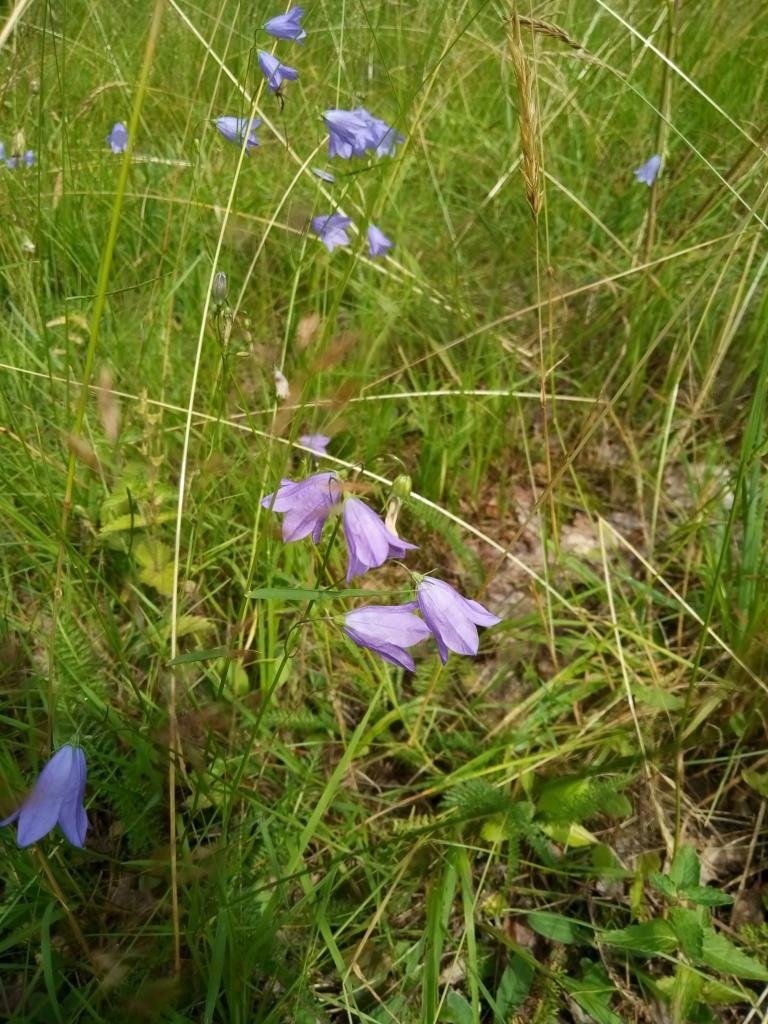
[
  {"xmin": 600, "ymin": 919, "xmax": 679, "ymax": 957},
  {"xmin": 669, "ymin": 844, "xmax": 701, "ymax": 889}
]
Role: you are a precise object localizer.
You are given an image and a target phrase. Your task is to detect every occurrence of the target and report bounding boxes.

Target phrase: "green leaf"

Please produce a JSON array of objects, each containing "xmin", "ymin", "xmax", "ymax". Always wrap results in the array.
[
  {"xmin": 494, "ymin": 956, "xmax": 535, "ymax": 1019},
  {"xmin": 442, "ymin": 990, "xmax": 474, "ymax": 1024},
  {"xmin": 561, "ymin": 964, "xmax": 625, "ymax": 1024},
  {"xmin": 649, "ymin": 872, "xmax": 678, "ymax": 901},
  {"xmin": 527, "ymin": 911, "xmax": 585, "ymax": 945},
  {"xmin": 671, "ymin": 964, "xmax": 703, "ymax": 1023},
  {"xmin": 679, "ymin": 885, "xmax": 734, "ymax": 907},
  {"xmin": 670, "ymin": 845, "xmax": 700, "ymax": 889},
  {"xmin": 669, "ymin": 906, "xmax": 704, "ymax": 959},
  {"xmin": 742, "ymin": 768, "xmax": 768, "ymax": 799},
  {"xmin": 600, "ymin": 919, "xmax": 678, "ymax": 957},
  {"xmin": 696, "ymin": 929, "xmax": 768, "ymax": 981}
]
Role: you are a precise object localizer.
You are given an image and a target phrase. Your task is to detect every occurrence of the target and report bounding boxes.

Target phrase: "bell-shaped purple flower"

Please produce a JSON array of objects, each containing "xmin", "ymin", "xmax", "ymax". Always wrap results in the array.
[
  {"xmin": 367, "ymin": 225, "xmax": 393, "ymax": 258},
  {"xmin": 0, "ymin": 142, "xmax": 5, "ymax": 163},
  {"xmin": 107, "ymin": 122, "xmax": 128, "ymax": 154},
  {"xmin": 324, "ymin": 109, "xmax": 375, "ymax": 160},
  {"xmin": 258, "ymin": 50, "xmax": 299, "ymax": 93},
  {"xmin": 342, "ymin": 497, "xmax": 417, "ymax": 582},
  {"xmin": 22, "ymin": 150, "xmax": 35, "ymax": 167},
  {"xmin": 344, "ymin": 603, "xmax": 432, "ymax": 671},
  {"xmin": 215, "ymin": 116, "xmax": 261, "ymax": 153},
  {"xmin": 300, "ymin": 433, "xmax": 331, "ymax": 457},
  {"xmin": 633, "ymin": 154, "xmax": 661, "ymax": 187},
  {"xmin": 416, "ymin": 577, "xmax": 501, "ymax": 663},
  {"xmin": 261, "ymin": 471, "xmax": 341, "ymax": 543},
  {"xmin": 264, "ymin": 6, "xmax": 306, "ymax": 43},
  {"xmin": 355, "ymin": 107, "xmax": 404, "ymax": 158},
  {"xmin": 1, "ymin": 744, "xmax": 88, "ymax": 848},
  {"xmin": 5, "ymin": 154, "xmax": 19, "ymax": 169},
  {"xmin": 312, "ymin": 213, "xmax": 352, "ymax": 253}
]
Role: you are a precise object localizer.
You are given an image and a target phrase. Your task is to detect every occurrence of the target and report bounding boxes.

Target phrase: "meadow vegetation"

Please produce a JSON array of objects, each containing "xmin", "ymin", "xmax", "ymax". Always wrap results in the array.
[{"xmin": 0, "ymin": 0, "xmax": 767, "ymax": 1020}]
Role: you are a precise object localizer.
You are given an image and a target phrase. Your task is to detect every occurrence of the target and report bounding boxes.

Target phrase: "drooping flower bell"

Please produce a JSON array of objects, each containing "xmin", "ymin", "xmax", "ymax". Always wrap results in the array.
[
  {"xmin": 0, "ymin": 744, "xmax": 88, "ymax": 848},
  {"xmin": 106, "ymin": 122, "xmax": 128, "ymax": 154},
  {"xmin": 367, "ymin": 225, "xmax": 394, "ymax": 258},
  {"xmin": 344, "ymin": 603, "xmax": 431, "ymax": 671},
  {"xmin": 342, "ymin": 497, "xmax": 417, "ymax": 582},
  {"xmin": 261, "ymin": 472, "xmax": 341, "ymax": 543},
  {"xmin": 264, "ymin": 6, "xmax": 306, "ymax": 43},
  {"xmin": 257, "ymin": 51, "xmax": 299, "ymax": 93},
  {"xmin": 312, "ymin": 213, "xmax": 352, "ymax": 253},
  {"xmin": 415, "ymin": 577, "xmax": 501, "ymax": 663},
  {"xmin": 215, "ymin": 116, "xmax": 261, "ymax": 153},
  {"xmin": 299, "ymin": 433, "xmax": 331, "ymax": 457},
  {"xmin": 633, "ymin": 154, "xmax": 661, "ymax": 187}
]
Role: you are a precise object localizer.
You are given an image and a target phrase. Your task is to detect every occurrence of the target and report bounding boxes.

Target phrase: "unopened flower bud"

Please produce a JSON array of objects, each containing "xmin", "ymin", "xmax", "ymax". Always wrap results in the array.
[
  {"xmin": 211, "ymin": 271, "xmax": 228, "ymax": 305},
  {"xmin": 391, "ymin": 474, "xmax": 412, "ymax": 502},
  {"xmin": 385, "ymin": 476, "xmax": 412, "ymax": 537}
]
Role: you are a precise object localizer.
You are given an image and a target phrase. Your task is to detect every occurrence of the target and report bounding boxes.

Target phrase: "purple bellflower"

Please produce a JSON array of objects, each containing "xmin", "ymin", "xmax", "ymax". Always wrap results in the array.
[
  {"xmin": 344, "ymin": 603, "xmax": 432, "ymax": 671},
  {"xmin": 324, "ymin": 109, "xmax": 374, "ymax": 160},
  {"xmin": 107, "ymin": 122, "xmax": 128, "ymax": 154},
  {"xmin": 258, "ymin": 50, "xmax": 299, "ymax": 93},
  {"xmin": 216, "ymin": 116, "xmax": 261, "ymax": 153},
  {"xmin": 416, "ymin": 577, "xmax": 501, "ymax": 664},
  {"xmin": 367, "ymin": 225, "xmax": 393, "ymax": 258},
  {"xmin": 356, "ymin": 107, "xmax": 404, "ymax": 158},
  {"xmin": 300, "ymin": 433, "xmax": 331, "ymax": 457},
  {"xmin": 5, "ymin": 154, "xmax": 19, "ymax": 169},
  {"xmin": 261, "ymin": 471, "xmax": 341, "ymax": 543},
  {"xmin": 312, "ymin": 167, "xmax": 336, "ymax": 183},
  {"xmin": 0, "ymin": 142, "xmax": 5, "ymax": 163},
  {"xmin": 342, "ymin": 497, "xmax": 417, "ymax": 582},
  {"xmin": 312, "ymin": 213, "xmax": 352, "ymax": 253},
  {"xmin": 0, "ymin": 744, "xmax": 88, "ymax": 848},
  {"xmin": 264, "ymin": 6, "xmax": 306, "ymax": 43},
  {"xmin": 23, "ymin": 150, "xmax": 35, "ymax": 167},
  {"xmin": 633, "ymin": 154, "xmax": 661, "ymax": 187}
]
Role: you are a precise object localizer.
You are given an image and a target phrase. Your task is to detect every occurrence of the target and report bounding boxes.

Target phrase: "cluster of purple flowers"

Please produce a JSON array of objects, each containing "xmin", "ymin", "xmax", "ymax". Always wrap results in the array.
[
  {"xmin": 261, "ymin": 471, "xmax": 501, "ymax": 669},
  {"xmin": 0, "ymin": 143, "xmax": 34, "ymax": 169},
  {"xmin": 210, "ymin": 7, "xmax": 399, "ymax": 259}
]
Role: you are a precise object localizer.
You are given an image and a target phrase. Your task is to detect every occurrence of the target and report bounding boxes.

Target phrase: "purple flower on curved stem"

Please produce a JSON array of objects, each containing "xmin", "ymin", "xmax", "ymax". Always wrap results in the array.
[
  {"xmin": 264, "ymin": 6, "xmax": 306, "ymax": 43},
  {"xmin": 633, "ymin": 154, "xmax": 661, "ymax": 187},
  {"xmin": 258, "ymin": 51, "xmax": 299, "ymax": 93},
  {"xmin": 261, "ymin": 472, "xmax": 341, "ymax": 542},
  {"xmin": 356, "ymin": 107, "xmax": 404, "ymax": 158},
  {"xmin": 312, "ymin": 213, "xmax": 352, "ymax": 253},
  {"xmin": 107, "ymin": 122, "xmax": 128, "ymax": 154},
  {"xmin": 416, "ymin": 577, "xmax": 501, "ymax": 663},
  {"xmin": 344, "ymin": 603, "xmax": 431, "ymax": 671},
  {"xmin": 367, "ymin": 225, "xmax": 393, "ymax": 258},
  {"xmin": 342, "ymin": 497, "xmax": 417, "ymax": 582},
  {"xmin": 215, "ymin": 116, "xmax": 261, "ymax": 153},
  {"xmin": 324, "ymin": 109, "xmax": 374, "ymax": 160},
  {"xmin": 0, "ymin": 744, "xmax": 88, "ymax": 848}
]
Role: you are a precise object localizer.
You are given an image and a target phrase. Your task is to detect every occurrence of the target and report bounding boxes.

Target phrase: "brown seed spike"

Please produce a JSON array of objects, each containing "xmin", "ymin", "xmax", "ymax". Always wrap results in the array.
[{"xmin": 508, "ymin": 11, "xmax": 543, "ymax": 221}]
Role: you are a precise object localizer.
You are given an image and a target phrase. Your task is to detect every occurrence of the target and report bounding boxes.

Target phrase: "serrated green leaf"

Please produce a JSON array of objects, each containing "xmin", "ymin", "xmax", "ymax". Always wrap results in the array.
[
  {"xmin": 600, "ymin": 919, "xmax": 678, "ymax": 956},
  {"xmin": 99, "ymin": 510, "xmax": 176, "ymax": 535},
  {"xmin": 669, "ymin": 906, "xmax": 704, "ymax": 959},
  {"xmin": 696, "ymin": 929, "xmax": 768, "ymax": 980},
  {"xmin": 527, "ymin": 911, "xmax": 585, "ymax": 944},
  {"xmin": 680, "ymin": 885, "xmax": 734, "ymax": 907},
  {"xmin": 649, "ymin": 872, "xmax": 678, "ymax": 901},
  {"xmin": 670, "ymin": 845, "xmax": 700, "ymax": 889}
]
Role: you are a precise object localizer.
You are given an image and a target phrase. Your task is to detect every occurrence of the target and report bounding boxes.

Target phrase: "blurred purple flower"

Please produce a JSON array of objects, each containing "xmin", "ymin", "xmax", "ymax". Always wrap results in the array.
[
  {"xmin": 0, "ymin": 744, "xmax": 88, "ymax": 848},
  {"xmin": 300, "ymin": 433, "xmax": 331, "ymax": 456},
  {"xmin": 261, "ymin": 471, "xmax": 341, "ymax": 543},
  {"xmin": 342, "ymin": 497, "xmax": 417, "ymax": 582},
  {"xmin": 107, "ymin": 122, "xmax": 128, "ymax": 154},
  {"xmin": 312, "ymin": 167, "xmax": 336, "ymax": 183},
  {"xmin": 356, "ymin": 107, "xmax": 404, "ymax": 158},
  {"xmin": 312, "ymin": 213, "xmax": 352, "ymax": 252},
  {"xmin": 258, "ymin": 50, "xmax": 299, "ymax": 93},
  {"xmin": 633, "ymin": 154, "xmax": 661, "ymax": 187},
  {"xmin": 0, "ymin": 142, "xmax": 5, "ymax": 163},
  {"xmin": 344, "ymin": 603, "xmax": 431, "ymax": 671},
  {"xmin": 416, "ymin": 577, "xmax": 501, "ymax": 663},
  {"xmin": 324, "ymin": 109, "xmax": 374, "ymax": 160},
  {"xmin": 216, "ymin": 116, "xmax": 261, "ymax": 153},
  {"xmin": 264, "ymin": 6, "xmax": 306, "ymax": 42},
  {"xmin": 23, "ymin": 150, "xmax": 35, "ymax": 167},
  {"xmin": 5, "ymin": 154, "xmax": 19, "ymax": 169},
  {"xmin": 367, "ymin": 225, "xmax": 393, "ymax": 258}
]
